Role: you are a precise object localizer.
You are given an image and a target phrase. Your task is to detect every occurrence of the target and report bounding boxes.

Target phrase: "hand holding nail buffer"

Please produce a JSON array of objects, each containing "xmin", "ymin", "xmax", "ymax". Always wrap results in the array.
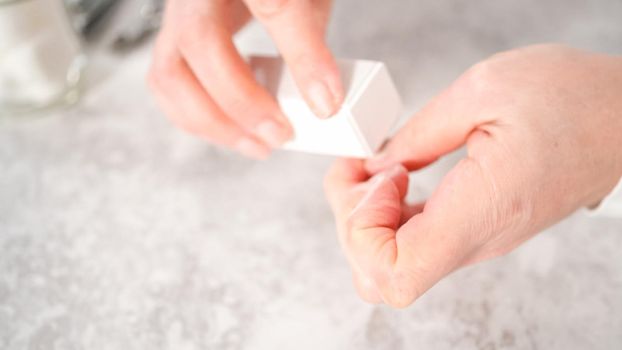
[{"xmin": 250, "ymin": 56, "xmax": 402, "ymax": 158}]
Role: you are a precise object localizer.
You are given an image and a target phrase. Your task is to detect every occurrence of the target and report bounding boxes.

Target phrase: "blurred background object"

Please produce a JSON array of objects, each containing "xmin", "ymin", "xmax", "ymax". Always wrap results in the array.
[
  {"xmin": 0, "ymin": 0, "xmax": 86, "ymax": 116},
  {"xmin": 110, "ymin": 0, "xmax": 163, "ymax": 52},
  {"xmin": 65, "ymin": 0, "xmax": 121, "ymax": 38},
  {"xmin": 0, "ymin": 0, "xmax": 163, "ymax": 117}
]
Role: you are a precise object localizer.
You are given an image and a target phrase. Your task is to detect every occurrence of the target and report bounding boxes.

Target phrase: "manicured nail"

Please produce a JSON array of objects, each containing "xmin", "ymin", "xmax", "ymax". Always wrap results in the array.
[
  {"xmin": 307, "ymin": 80, "xmax": 337, "ymax": 119},
  {"xmin": 255, "ymin": 120, "xmax": 291, "ymax": 148},
  {"xmin": 235, "ymin": 137, "xmax": 271, "ymax": 160}
]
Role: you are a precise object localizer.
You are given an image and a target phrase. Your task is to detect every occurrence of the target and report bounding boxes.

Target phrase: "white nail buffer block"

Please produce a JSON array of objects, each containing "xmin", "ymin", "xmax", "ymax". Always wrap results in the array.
[{"xmin": 249, "ymin": 56, "xmax": 402, "ymax": 158}]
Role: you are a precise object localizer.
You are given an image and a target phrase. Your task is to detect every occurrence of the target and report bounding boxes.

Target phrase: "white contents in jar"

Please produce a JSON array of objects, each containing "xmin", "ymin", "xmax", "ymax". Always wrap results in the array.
[{"xmin": 0, "ymin": 0, "xmax": 83, "ymax": 110}]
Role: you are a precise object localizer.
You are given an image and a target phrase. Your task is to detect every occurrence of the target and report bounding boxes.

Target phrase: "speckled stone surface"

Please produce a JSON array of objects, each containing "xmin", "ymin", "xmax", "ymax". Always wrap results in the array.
[{"xmin": 1, "ymin": 1, "xmax": 622, "ymax": 349}]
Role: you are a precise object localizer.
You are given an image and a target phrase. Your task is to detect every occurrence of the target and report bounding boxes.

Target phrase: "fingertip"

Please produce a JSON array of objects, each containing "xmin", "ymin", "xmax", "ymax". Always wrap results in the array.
[
  {"xmin": 386, "ymin": 163, "xmax": 408, "ymax": 178},
  {"xmin": 363, "ymin": 163, "xmax": 407, "ymax": 191},
  {"xmin": 363, "ymin": 163, "xmax": 404, "ymax": 189},
  {"xmin": 357, "ymin": 164, "xmax": 407, "ymax": 201},
  {"xmin": 255, "ymin": 119, "xmax": 293, "ymax": 148},
  {"xmin": 378, "ymin": 271, "xmax": 422, "ymax": 309},
  {"xmin": 235, "ymin": 137, "xmax": 271, "ymax": 160},
  {"xmin": 324, "ymin": 158, "xmax": 368, "ymax": 207},
  {"xmin": 365, "ymin": 151, "xmax": 394, "ymax": 174},
  {"xmin": 349, "ymin": 169, "xmax": 402, "ymax": 227},
  {"xmin": 307, "ymin": 79, "xmax": 340, "ymax": 119},
  {"xmin": 273, "ymin": 110, "xmax": 295, "ymax": 134},
  {"xmin": 352, "ymin": 273, "xmax": 383, "ymax": 304},
  {"xmin": 329, "ymin": 158, "xmax": 369, "ymax": 183},
  {"xmin": 385, "ymin": 164, "xmax": 409, "ymax": 199},
  {"xmin": 302, "ymin": 59, "xmax": 344, "ymax": 119}
]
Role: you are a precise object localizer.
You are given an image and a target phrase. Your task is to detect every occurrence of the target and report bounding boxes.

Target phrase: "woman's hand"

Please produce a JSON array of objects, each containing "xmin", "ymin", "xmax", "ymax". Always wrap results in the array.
[
  {"xmin": 324, "ymin": 45, "xmax": 622, "ymax": 307},
  {"xmin": 148, "ymin": 0, "xmax": 342, "ymax": 159}
]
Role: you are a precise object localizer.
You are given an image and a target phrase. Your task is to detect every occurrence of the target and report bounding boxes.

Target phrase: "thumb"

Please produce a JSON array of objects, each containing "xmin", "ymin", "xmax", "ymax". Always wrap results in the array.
[{"xmin": 351, "ymin": 156, "xmax": 497, "ymax": 308}]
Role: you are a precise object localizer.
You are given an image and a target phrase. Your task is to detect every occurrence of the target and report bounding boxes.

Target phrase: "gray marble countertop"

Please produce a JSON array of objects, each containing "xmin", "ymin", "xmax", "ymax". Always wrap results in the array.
[{"xmin": 1, "ymin": 1, "xmax": 621, "ymax": 349}]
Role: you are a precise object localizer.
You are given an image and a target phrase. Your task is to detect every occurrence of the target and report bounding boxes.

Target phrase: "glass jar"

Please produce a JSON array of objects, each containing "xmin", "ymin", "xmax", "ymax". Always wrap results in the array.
[{"xmin": 0, "ymin": 0, "xmax": 86, "ymax": 116}]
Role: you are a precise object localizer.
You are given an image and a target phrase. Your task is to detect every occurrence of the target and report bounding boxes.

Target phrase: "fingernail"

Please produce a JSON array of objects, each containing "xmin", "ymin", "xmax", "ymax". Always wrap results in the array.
[
  {"xmin": 255, "ymin": 120, "xmax": 291, "ymax": 148},
  {"xmin": 235, "ymin": 138, "xmax": 271, "ymax": 160},
  {"xmin": 307, "ymin": 80, "xmax": 337, "ymax": 119},
  {"xmin": 366, "ymin": 151, "xmax": 391, "ymax": 172},
  {"xmin": 351, "ymin": 173, "xmax": 387, "ymax": 215},
  {"xmin": 386, "ymin": 163, "xmax": 407, "ymax": 179},
  {"xmin": 368, "ymin": 172, "xmax": 388, "ymax": 191}
]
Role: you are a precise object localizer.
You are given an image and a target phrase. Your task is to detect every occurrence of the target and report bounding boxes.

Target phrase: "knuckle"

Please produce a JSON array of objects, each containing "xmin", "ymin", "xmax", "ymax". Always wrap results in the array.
[
  {"xmin": 288, "ymin": 50, "xmax": 314, "ymax": 68},
  {"xmin": 225, "ymin": 94, "xmax": 255, "ymax": 117},
  {"xmin": 459, "ymin": 47, "xmax": 529, "ymax": 97},
  {"xmin": 459, "ymin": 47, "xmax": 527, "ymax": 95},
  {"xmin": 178, "ymin": 19, "xmax": 220, "ymax": 52},
  {"xmin": 460, "ymin": 59, "xmax": 504, "ymax": 97},
  {"xmin": 248, "ymin": 0, "xmax": 291, "ymax": 19}
]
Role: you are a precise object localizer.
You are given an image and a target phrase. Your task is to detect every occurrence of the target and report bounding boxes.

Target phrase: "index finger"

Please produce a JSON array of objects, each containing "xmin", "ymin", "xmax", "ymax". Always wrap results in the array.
[{"xmin": 244, "ymin": 0, "xmax": 343, "ymax": 118}]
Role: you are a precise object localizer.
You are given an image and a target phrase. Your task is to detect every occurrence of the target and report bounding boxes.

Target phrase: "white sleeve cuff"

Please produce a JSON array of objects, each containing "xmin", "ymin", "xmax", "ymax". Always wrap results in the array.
[{"xmin": 587, "ymin": 176, "xmax": 622, "ymax": 218}]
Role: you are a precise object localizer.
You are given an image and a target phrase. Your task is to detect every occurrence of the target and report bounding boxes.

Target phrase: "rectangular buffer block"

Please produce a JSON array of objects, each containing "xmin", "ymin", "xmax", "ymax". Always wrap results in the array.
[{"xmin": 250, "ymin": 56, "xmax": 402, "ymax": 158}]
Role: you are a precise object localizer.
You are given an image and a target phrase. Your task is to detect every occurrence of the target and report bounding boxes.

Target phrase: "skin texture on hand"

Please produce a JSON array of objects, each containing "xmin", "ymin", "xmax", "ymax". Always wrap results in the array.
[
  {"xmin": 148, "ymin": 0, "xmax": 343, "ymax": 159},
  {"xmin": 324, "ymin": 44, "xmax": 622, "ymax": 308}
]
